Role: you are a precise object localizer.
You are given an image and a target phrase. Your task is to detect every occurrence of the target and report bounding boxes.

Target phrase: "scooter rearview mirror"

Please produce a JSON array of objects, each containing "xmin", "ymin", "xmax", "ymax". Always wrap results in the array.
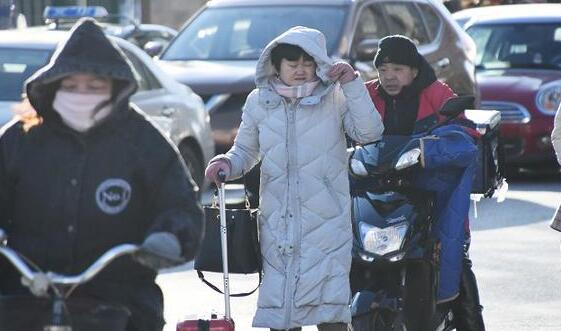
[
  {"xmin": 438, "ymin": 95, "xmax": 475, "ymax": 119},
  {"xmin": 427, "ymin": 95, "xmax": 475, "ymax": 134}
]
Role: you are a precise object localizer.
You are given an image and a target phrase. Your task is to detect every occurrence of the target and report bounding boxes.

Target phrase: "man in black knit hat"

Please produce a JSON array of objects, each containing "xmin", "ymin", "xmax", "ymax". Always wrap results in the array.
[{"xmin": 364, "ymin": 34, "xmax": 486, "ymax": 331}]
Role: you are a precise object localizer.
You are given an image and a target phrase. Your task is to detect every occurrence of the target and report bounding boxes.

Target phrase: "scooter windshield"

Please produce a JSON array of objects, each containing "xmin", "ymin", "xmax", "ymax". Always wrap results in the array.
[{"xmin": 359, "ymin": 135, "xmax": 414, "ymax": 174}]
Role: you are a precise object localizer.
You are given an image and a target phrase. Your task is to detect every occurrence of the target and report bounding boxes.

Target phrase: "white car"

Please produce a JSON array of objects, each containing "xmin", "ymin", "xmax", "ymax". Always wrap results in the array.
[{"xmin": 0, "ymin": 28, "xmax": 214, "ymax": 189}]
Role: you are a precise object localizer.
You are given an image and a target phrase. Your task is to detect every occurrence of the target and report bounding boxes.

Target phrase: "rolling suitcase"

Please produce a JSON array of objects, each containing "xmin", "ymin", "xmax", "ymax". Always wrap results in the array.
[
  {"xmin": 177, "ymin": 180, "xmax": 235, "ymax": 331},
  {"xmin": 176, "ymin": 315, "xmax": 234, "ymax": 331}
]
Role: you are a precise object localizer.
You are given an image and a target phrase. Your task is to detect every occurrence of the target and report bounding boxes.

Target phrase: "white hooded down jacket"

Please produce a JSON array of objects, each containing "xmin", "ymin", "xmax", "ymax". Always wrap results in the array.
[
  {"xmin": 553, "ymin": 105, "xmax": 561, "ymax": 165},
  {"xmin": 221, "ymin": 26, "xmax": 384, "ymax": 329}
]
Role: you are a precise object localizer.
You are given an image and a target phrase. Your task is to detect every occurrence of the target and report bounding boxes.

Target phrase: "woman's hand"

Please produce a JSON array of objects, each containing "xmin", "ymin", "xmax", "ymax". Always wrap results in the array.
[
  {"xmin": 204, "ymin": 158, "xmax": 231, "ymax": 184},
  {"xmin": 327, "ymin": 62, "xmax": 358, "ymax": 85}
]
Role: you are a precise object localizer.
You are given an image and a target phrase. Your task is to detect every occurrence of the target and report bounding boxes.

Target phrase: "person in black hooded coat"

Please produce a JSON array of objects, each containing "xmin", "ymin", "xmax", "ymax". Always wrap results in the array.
[{"xmin": 0, "ymin": 18, "xmax": 203, "ymax": 331}]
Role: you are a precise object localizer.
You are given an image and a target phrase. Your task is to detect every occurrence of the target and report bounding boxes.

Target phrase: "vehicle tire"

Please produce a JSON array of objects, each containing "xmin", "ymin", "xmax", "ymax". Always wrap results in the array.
[
  {"xmin": 373, "ymin": 312, "xmax": 391, "ymax": 330},
  {"xmin": 179, "ymin": 143, "xmax": 204, "ymax": 191},
  {"xmin": 390, "ymin": 318, "xmax": 407, "ymax": 331},
  {"xmin": 376, "ymin": 311, "xmax": 406, "ymax": 331},
  {"xmin": 352, "ymin": 311, "xmax": 395, "ymax": 331},
  {"xmin": 404, "ymin": 261, "xmax": 434, "ymax": 331},
  {"xmin": 352, "ymin": 312, "xmax": 376, "ymax": 331}
]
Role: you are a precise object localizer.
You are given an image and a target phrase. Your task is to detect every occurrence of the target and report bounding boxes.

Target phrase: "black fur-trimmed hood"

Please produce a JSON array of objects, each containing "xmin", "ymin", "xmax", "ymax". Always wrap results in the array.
[{"xmin": 25, "ymin": 18, "xmax": 137, "ymax": 119}]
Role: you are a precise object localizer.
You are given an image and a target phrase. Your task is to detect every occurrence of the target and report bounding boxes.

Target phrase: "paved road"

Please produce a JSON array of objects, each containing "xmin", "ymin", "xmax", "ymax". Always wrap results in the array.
[
  {"xmin": 466, "ymin": 177, "xmax": 561, "ymax": 331},
  {"xmin": 157, "ymin": 177, "xmax": 561, "ymax": 330}
]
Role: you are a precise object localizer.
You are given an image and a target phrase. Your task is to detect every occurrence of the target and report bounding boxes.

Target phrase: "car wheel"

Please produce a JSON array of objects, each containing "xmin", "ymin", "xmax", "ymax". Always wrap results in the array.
[{"xmin": 179, "ymin": 143, "xmax": 204, "ymax": 191}]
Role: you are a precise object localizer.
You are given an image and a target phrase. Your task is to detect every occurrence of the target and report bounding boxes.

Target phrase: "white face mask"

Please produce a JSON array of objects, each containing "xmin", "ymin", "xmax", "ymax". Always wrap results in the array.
[{"xmin": 52, "ymin": 90, "xmax": 112, "ymax": 132}]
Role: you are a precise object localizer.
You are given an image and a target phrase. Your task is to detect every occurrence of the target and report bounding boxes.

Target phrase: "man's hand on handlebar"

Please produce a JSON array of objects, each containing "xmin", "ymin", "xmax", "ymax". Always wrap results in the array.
[
  {"xmin": 20, "ymin": 272, "xmax": 50, "ymax": 297},
  {"xmin": 134, "ymin": 232, "xmax": 185, "ymax": 271}
]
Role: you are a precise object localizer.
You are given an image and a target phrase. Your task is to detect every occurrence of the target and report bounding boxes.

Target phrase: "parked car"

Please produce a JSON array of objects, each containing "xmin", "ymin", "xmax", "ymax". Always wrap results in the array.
[
  {"xmin": 103, "ymin": 22, "xmax": 177, "ymax": 51},
  {"xmin": 0, "ymin": 27, "xmax": 214, "ymax": 188},
  {"xmin": 453, "ymin": 4, "xmax": 561, "ymax": 166},
  {"xmin": 156, "ymin": 0, "xmax": 479, "ymax": 154},
  {"xmin": 41, "ymin": 6, "xmax": 178, "ymax": 51}
]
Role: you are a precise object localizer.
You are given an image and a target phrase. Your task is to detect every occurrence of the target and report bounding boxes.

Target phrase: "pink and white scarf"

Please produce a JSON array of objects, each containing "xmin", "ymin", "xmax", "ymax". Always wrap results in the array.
[{"xmin": 270, "ymin": 77, "xmax": 320, "ymax": 99}]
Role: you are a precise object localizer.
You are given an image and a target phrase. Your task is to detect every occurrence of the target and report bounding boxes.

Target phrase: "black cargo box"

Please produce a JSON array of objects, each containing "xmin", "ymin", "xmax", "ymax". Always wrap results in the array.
[{"xmin": 465, "ymin": 109, "xmax": 504, "ymax": 197}]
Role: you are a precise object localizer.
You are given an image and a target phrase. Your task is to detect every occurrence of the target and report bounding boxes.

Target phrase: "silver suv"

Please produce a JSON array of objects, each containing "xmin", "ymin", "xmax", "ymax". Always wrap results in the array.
[{"xmin": 157, "ymin": 0, "xmax": 479, "ymax": 153}]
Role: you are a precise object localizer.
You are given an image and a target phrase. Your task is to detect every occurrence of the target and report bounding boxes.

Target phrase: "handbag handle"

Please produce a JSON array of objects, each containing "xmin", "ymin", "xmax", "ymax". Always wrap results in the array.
[
  {"xmin": 211, "ymin": 171, "xmax": 252, "ymax": 209},
  {"xmin": 197, "ymin": 270, "xmax": 262, "ymax": 297}
]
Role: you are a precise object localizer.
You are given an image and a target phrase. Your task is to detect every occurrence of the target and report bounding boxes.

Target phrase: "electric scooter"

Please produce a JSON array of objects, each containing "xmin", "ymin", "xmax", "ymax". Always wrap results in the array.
[{"xmin": 349, "ymin": 96, "xmax": 476, "ymax": 331}]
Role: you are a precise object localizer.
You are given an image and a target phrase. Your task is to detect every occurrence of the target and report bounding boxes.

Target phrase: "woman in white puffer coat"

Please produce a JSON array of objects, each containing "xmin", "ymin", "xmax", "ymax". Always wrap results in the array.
[
  {"xmin": 551, "ymin": 105, "xmax": 561, "ymax": 233},
  {"xmin": 205, "ymin": 26, "xmax": 383, "ymax": 330},
  {"xmin": 552, "ymin": 105, "xmax": 561, "ymax": 165}
]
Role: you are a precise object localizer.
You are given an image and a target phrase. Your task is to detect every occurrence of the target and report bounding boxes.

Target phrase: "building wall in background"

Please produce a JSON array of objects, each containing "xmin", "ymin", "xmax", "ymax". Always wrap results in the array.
[{"xmin": 15, "ymin": 0, "xmax": 52, "ymax": 26}]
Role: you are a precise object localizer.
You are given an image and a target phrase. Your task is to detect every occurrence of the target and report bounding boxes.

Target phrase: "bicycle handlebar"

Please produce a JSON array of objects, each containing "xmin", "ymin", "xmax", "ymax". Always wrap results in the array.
[
  {"xmin": 49, "ymin": 244, "xmax": 139, "ymax": 285},
  {"xmin": 0, "ymin": 245, "xmax": 35, "ymax": 282},
  {"xmin": 0, "ymin": 239, "xmax": 139, "ymax": 287}
]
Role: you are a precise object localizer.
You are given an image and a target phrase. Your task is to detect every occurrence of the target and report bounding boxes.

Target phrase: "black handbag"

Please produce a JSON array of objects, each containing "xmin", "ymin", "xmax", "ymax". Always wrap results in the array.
[
  {"xmin": 195, "ymin": 206, "xmax": 261, "ymax": 274},
  {"xmin": 195, "ymin": 186, "xmax": 261, "ymax": 271},
  {"xmin": 194, "ymin": 187, "xmax": 262, "ymax": 296}
]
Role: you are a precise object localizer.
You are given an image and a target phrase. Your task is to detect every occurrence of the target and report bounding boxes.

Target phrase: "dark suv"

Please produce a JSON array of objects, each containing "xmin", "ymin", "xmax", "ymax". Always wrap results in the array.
[{"xmin": 157, "ymin": 0, "xmax": 478, "ymax": 153}]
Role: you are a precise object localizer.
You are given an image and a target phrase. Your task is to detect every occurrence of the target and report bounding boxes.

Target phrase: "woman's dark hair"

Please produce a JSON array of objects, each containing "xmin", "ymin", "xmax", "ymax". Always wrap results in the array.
[{"xmin": 271, "ymin": 43, "xmax": 315, "ymax": 72}]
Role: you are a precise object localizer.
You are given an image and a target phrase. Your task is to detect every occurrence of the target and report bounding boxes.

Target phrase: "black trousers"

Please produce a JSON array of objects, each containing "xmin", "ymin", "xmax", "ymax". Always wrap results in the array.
[{"xmin": 452, "ymin": 241, "xmax": 486, "ymax": 331}]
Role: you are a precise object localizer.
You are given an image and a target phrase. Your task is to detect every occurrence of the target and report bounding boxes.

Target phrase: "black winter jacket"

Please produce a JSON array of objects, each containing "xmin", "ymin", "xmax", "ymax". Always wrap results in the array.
[{"xmin": 0, "ymin": 18, "xmax": 203, "ymax": 331}]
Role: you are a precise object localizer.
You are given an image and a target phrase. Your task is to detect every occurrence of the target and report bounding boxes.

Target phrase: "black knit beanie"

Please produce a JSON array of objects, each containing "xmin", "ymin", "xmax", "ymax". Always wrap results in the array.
[{"xmin": 374, "ymin": 35, "xmax": 421, "ymax": 69}]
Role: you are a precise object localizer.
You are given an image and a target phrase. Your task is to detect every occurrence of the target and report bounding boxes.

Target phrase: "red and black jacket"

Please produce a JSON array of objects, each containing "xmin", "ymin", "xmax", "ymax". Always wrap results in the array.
[{"xmin": 366, "ymin": 57, "xmax": 477, "ymax": 137}]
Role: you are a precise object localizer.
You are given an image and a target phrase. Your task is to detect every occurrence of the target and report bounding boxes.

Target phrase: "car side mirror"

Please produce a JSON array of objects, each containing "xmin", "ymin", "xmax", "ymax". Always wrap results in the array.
[
  {"xmin": 144, "ymin": 40, "xmax": 164, "ymax": 57},
  {"xmin": 354, "ymin": 39, "xmax": 378, "ymax": 62}
]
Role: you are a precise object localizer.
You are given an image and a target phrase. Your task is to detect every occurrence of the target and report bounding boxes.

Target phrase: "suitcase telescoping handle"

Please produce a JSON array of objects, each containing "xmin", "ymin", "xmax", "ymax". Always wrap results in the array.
[{"xmin": 217, "ymin": 171, "xmax": 231, "ymax": 320}]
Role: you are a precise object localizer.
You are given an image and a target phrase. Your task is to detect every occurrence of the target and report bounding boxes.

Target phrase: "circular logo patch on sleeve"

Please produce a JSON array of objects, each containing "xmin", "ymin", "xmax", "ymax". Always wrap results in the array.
[{"xmin": 96, "ymin": 178, "xmax": 132, "ymax": 215}]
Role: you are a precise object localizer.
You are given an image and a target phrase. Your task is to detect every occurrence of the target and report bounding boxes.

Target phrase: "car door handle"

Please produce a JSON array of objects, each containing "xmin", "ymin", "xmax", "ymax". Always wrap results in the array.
[
  {"xmin": 161, "ymin": 107, "xmax": 177, "ymax": 117},
  {"xmin": 436, "ymin": 57, "xmax": 450, "ymax": 68}
]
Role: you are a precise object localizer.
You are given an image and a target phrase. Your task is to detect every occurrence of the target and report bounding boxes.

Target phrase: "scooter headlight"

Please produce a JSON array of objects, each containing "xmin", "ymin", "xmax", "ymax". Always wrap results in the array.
[
  {"xmin": 359, "ymin": 222, "xmax": 408, "ymax": 256},
  {"xmin": 395, "ymin": 148, "xmax": 421, "ymax": 170}
]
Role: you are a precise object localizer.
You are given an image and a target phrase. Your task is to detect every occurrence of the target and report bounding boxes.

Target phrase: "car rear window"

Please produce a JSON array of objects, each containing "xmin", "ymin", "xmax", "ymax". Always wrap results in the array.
[
  {"xmin": 0, "ymin": 48, "xmax": 51, "ymax": 101},
  {"xmin": 382, "ymin": 2, "xmax": 430, "ymax": 45},
  {"xmin": 467, "ymin": 23, "xmax": 561, "ymax": 70},
  {"xmin": 162, "ymin": 6, "xmax": 346, "ymax": 61}
]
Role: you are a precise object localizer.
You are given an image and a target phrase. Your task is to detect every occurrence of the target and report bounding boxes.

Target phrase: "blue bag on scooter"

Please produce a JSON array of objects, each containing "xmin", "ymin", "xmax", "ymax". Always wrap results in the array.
[{"xmin": 414, "ymin": 124, "xmax": 477, "ymax": 302}]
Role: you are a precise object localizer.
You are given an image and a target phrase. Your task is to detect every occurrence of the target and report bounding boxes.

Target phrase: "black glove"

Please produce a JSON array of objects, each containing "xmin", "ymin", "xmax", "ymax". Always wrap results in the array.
[{"xmin": 135, "ymin": 232, "xmax": 185, "ymax": 270}]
